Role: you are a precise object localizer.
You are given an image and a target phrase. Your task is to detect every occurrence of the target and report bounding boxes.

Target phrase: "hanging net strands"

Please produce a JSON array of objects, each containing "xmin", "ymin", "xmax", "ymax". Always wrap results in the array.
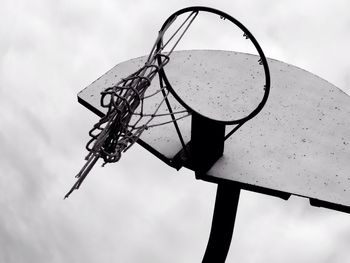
[{"xmin": 65, "ymin": 11, "xmax": 198, "ymax": 198}]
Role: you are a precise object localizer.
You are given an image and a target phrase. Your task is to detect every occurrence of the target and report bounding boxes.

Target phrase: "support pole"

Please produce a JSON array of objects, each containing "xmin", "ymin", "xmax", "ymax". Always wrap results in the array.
[
  {"xmin": 202, "ymin": 183, "xmax": 241, "ymax": 263},
  {"xmin": 189, "ymin": 113, "xmax": 239, "ymax": 262}
]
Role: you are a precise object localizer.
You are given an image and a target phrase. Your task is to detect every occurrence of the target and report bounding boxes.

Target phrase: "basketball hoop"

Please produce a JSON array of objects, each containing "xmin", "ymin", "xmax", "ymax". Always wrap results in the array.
[{"xmin": 65, "ymin": 6, "xmax": 270, "ymax": 198}]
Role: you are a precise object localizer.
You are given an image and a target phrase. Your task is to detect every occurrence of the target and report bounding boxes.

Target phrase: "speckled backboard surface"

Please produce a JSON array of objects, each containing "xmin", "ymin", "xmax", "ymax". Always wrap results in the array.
[{"xmin": 78, "ymin": 50, "xmax": 350, "ymax": 210}]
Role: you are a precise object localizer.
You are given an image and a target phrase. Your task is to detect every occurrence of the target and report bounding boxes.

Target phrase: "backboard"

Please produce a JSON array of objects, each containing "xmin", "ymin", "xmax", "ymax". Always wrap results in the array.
[{"xmin": 78, "ymin": 49, "xmax": 350, "ymax": 212}]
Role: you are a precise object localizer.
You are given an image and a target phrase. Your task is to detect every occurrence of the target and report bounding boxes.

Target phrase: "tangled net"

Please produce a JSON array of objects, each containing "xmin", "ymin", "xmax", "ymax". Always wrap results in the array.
[
  {"xmin": 65, "ymin": 56, "xmax": 189, "ymax": 198},
  {"xmin": 64, "ymin": 11, "xmax": 199, "ymax": 198}
]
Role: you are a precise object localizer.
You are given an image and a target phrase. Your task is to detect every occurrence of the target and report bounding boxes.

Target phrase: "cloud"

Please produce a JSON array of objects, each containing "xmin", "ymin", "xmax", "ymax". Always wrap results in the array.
[{"xmin": 0, "ymin": 0, "xmax": 350, "ymax": 262}]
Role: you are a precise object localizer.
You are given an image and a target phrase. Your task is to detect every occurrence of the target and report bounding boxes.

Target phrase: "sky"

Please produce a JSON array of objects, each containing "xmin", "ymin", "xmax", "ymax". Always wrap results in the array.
[{"xmin": 1, "ymin": 0, "xmax": 350, "ymax": 262}]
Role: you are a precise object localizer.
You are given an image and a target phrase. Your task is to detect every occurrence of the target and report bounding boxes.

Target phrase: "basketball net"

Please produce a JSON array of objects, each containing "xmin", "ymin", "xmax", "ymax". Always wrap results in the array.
[{"xmin": 64, "ymin": 11, "xmax": 198, "ymax": 198}]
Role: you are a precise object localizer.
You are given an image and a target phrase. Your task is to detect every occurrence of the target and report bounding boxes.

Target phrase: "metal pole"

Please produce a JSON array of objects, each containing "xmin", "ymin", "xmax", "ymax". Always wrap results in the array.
[{"xmin": 202, "ymin": 182, "xmax": 241, "ymax": 263}]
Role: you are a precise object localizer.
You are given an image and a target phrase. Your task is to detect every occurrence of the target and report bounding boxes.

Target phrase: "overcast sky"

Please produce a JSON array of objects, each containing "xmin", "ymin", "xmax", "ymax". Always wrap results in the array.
[{"xmin": 1, "ymin": 0, "xmax": 350, "ymax": 262}]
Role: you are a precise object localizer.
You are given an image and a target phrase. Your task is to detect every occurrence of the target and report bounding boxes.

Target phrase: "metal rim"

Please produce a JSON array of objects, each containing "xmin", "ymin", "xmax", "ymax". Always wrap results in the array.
[{"xmin": 155, "ymin": 6, "xmax": 270, "ymax": 125}]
